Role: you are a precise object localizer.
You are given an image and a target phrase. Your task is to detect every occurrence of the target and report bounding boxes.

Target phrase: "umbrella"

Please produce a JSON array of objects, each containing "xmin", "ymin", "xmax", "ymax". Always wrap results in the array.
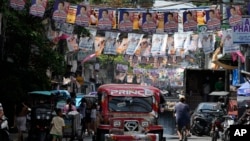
[
  {"xmin": 50, "ymin": 90, "xmax": 71, "ymax": 99},
  {"xmin": 237, "ymin": 81, "xmax": 250, "ymax": 96}
]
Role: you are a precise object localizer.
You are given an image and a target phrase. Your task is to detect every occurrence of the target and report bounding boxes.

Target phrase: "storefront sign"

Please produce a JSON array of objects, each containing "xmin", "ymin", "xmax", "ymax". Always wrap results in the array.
[{"xmin": 232, "ymin": 18, "xmax": 250, "ymax": 44}]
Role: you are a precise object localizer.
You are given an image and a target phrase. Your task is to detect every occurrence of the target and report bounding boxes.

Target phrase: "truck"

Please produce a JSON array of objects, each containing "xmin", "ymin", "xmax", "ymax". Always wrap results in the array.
[{"xmin": 94, "ymin": 84, "xmax": 166, "ymax": 141}]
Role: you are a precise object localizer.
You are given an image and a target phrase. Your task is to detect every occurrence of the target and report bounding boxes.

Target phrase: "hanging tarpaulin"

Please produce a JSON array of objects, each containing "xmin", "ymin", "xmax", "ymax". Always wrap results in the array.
[
  {"xmin": 199, "ymin": 32, "xmax": 215, "ymax": 54},
  {"xmin": 29, "ymin": 0, "xmax": 47, "ymax": 17},
  {"xmin": 103, "ymin": 31, "xmax": 120, "ymax": 55},
  {"xmin": 125, "ymin": 33, "xmax": 144, "ymax": 55},
  {"xmin": 222, "ymin": 29, "xmax": 240, "ymax": 53},
  {"xmin": 232, "ymin": 69, "xmax": 239, "ymax": 86},
  {"xmin": 52, "ymin": 0, "xmax": 69, "ymax": 23}
]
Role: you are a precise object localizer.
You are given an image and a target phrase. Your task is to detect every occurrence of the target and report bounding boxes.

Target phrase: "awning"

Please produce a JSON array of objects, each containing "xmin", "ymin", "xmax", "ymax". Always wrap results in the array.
[{"xmin": 209, "ymin": 91, "xmax": 229, "ymax": 96}]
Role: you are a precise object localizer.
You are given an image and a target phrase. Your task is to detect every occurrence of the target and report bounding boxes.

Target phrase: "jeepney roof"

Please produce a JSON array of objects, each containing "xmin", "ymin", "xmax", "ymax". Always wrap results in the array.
[{"xmin": 97, "ymin": 84, "xmax": 160, "ymax": 96}]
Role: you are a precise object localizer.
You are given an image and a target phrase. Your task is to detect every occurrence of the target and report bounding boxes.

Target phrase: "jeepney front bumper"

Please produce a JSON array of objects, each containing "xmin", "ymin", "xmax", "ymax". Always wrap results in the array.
[{"xmin": 104, "ymin": 133, "xmax": 159, "ymax": 141}]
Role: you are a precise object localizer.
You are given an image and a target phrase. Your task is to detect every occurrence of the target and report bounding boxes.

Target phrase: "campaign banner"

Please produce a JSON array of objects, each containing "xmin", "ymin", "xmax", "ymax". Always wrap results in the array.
[
  {"xmin": 75, "ymin": 5, "xmax": 90, "ymax": 26},
  {"xmin": 60, "ymin": 23, "xmax": 74, "ymax": 35},
  {"xmin": 118, "ymin": 9, "xmax": 133, "ymax": 32},
  {"xmin": 116, "ymin": 38, "xmax": 129, "ymax": 54},
  {"xmin": 155, "ymin": 12, "xmax": 165, "ymax": 33},
  {"xmin": 129, "ymin": 10, "xmax": 146, "ymax": 30},
  {"xmin": 29, "ymin": 0, "xmax": 47, "ymax": 17},
  {"xmin": 141, "ymin": 11, "xmax": 157, "ymax": 34},
  {"xmin": 116, "ymin": 64, "xmax": 128, "ymax": 73},
  {"xmin": 103, "ymin": 32, "xmax": 120, "ymax": 55},
  {"xmin": 52, "ymin": 0, "xmax": 69, "ymax": 23},
  {"xmin": 136, "ymin": 38, "xmax": 152, "ymax": 57},
  {"xmin": 94, "ymin": 36, "xmax": 105, "ymax": 56},
  {"xmin": 10, "ymin": 0, "xmax": 26, "ymax": 10},
  {"xmin": 164, "ymin": 12, "xmax": 178, "ymax": 33},
  {"xmin": 174, "ymin": 33, "xmax": 188, "ymax": 49},
  {"xmin": 227, "ymin": 5, "xmax": 242, "ymax": 27},
  {"xmin": 66, "ymin": 4, "xmax": 77, "ymax": 24},
  {"xmin": 167, "ymin": 35, "xmax": 175, "ymax": 55},
  {"xmin": 97, "ymin": 8, "xmax": 116, "ymax": 30},
  {"xmin": 183, "ymin": 11, "xmax": 197, "ymax": 32},
  {"xmin": 133, "ymin": 68, "xmax": 146, "ymax": 75},
  {"xmin": 199, "ymin": 32, "xmax": 215, "ymax": 54},
  {"xmin": 232, "ymin": 18, "xmax": 250, "ymax": 44},
  {"xmin": 125, "ymin": 33, "xmax": 143, "ymax": 55},
  {"xmin": 151, "ymin": 34, "xmax": 168, "ymax": 56},
  {"xmin": 206, "ymin": 9, "xmax": 221, "ymax": 31},
  {"xmin": 222, "ymin": 30, "xmax": 240, "ymax": 53},
  {"xmin": 184, "ymin": 34, "xmax": 199, "ymax": 51},
  {"xmin": 66, "ymin": 35, "xmax": 78, "ymax": 52},
  {"xmin": 197, "ymin": 10, "xmax": 206, "ymax": 25},
  {"xmin": 79, "ymin": 28, "xmax": 97, "ymax": 51}
]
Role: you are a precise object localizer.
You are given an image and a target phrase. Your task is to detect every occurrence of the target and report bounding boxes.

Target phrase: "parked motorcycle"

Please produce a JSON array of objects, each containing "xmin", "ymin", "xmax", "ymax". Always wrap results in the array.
[
  {"xmin": 190, "ymin": 112, "xmax": 212, "ymax": 136},
  {"xmin": 210, "ymin": 110, "xmax": 225, "ymax": 141},
  {"xmin": 0, "ymin": 115, "xmax": 10, "ymax": 141},
  {"xmin": 221, "ymin": 115, "xmax": 236, "ymax": 141},
  {"xmin": 237, "ymin": 104, "xmax": 250, "ymax": 125}
]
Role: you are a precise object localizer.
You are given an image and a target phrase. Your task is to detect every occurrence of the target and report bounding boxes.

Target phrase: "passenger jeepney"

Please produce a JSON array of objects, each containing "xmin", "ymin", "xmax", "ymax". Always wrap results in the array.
[{"xmin": 95, "ymin": 84, "xmax": 165, "ymax": 141}]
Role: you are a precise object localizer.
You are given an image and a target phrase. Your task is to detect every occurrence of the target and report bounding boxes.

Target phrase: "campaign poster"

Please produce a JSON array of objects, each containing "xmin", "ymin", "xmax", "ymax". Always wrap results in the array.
[
  {"xmin": 183, "ymin": 11, "xmax": 197, "ymax": 32},
  {"xmin": 174, "ymin": 33, "xmax": 188, "ymax": 49},
  {"xmin": 184, "ymin": 34, "xmax": 199, "ymax": 51},
  {"xmin": 118, "ymin": 9, "xmax": 133, "ymax": 32},
  {"xmin": 97, "ymin": 8, "xmax": 116, "ymax": 30},
  {"xmin": 52, "ymin": 0, "xmax": 69, "ymax": 23},
  {"xmin": 66, "ymin": 35, "xmax": 79, "ymax": 52},
  {"xmin": 79, "ymin": 28, "xmax": 97, "ymax": 51},
  {"xmin": 164, "ymin": 12, "xmax": 178, "ymax": 33},
  {"xmin": 75, "ymin": 5, "xmax": 90, "ymax": 26},
  {"xmin": 66, "ymin": 4, "xmax": 77, "ymax": 24},
  {"xmin": 196, "ymin": 10, "xmax": 206, "ymax": 25},
  {"xmin": 140, "ymin": 38, "xmax": 152, "ymax": 57},
  {"xmin": 155, "ymin": 12, "xmax": 165, "ymax": 33},
  {"xmin": 141, "ymin": 11, "xmax": 157, "ymax": 34},
  {"xmin": 232, "ymin": 18, "xmax": 250, "ymax": 44},
  {"xmin": 103, "ymin": 32, "xmax": 120, "ymax": 55},
  {"xmin": 10, "ymin": 0, "xmax": 26, "ymax": 10},
  {"xmin": 116, "ymin": 64, "xmax": 128, "ymax": 73},
  {"xmin": 125, "ymin": 33, "xmax": 144, "ymax": 55},
  {"xmin": 198, "ymin": 32, "xmax": 215, "ymax": 54},
  {"xmin": 60, "ymin": 23, "xmax": 74, "ymax": 35},
  {"xmin": 29, "ymin": 0, "xmax": 47, "ymax": 17},
  {"xmin": 227, "ymin": 5, "xmax": 242, "ymax": 27},
  {"xmin": 206, "ymin": 9, "xmax": 221, "ymax": 31},
  {"xmin": 129, "ymin": 10, "xmax": 145, "ymax": 30},
  {"xmin": 151, "ymin": 34, "xmax": 168, "ymax": 56},
  {"xmin": 167, "ymin": 35, "xmax": 175, "ymax": 55},
  {"xmin": 116, "ymin": 38, "xmax": 129, "ymax": 54},
  {"xmin": 222, "ymin": 30, "xmax": 240, "ymax": 53},
  {"xmin": 94, "ymin": 36, "xmax": 106, "ymax": 56}
]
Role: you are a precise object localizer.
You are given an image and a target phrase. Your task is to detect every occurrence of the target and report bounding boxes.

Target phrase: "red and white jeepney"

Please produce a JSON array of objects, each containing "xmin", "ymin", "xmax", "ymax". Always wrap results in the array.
[{"xmin": 95, "ymin": 84, "xmax": 165, "ymax": 141}]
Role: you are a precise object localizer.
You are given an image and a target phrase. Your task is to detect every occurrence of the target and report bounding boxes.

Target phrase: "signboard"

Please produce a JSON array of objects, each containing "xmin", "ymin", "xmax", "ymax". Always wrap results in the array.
[{"xmin": 232, "ymin": 18, "xmax": 250, "ymax": 44}]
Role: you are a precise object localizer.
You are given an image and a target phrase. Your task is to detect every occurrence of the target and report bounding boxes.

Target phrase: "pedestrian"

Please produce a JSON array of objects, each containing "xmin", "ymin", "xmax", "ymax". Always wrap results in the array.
[
  {"xmin": 50, "ymin": 108, "xmax": 65, "ymax": 141},
  {"xmin": 203, "ymin": 78, "xmax": 211, "ymax": 102},
  {"xmin": 78, "ymin": 98, "xmax": 86, "ymax": 137},
  {"xmin": 15, "ymin": 101, "xmax": 30, "ymax": 141},
  {"xmin": 85, "ymin": 101, "xmax": 92, "ymax": 135},
  {"xmin": 90, "ymin": 103, "xmax": 97, "ymax": 134}
]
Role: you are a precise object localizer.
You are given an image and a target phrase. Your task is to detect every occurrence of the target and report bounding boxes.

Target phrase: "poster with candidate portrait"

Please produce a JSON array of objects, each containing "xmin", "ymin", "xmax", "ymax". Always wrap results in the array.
[
  {"xmin": 66, "ymin": 4, "xmax": 77, "ymax": 24},
  {"xmin": 118, "ymin": 9, "xmax": 133, "ymax": 32},
  {"xmin": 206, "ymin": 9, "xmax": 221, "ymax": 31},
  {"xmin": 75, "ymin": 5, "xmax": 90, "ymax": 26},
  {"xmin": 10, "ymin": 0, "xmax": 26, "ymax": 10},
  {"xmin": 141, "ymin": 11, "xmax": 157, "ymax": 34},
  {"xmin": 199, "ymin": 32, "xmax": 215, "ymax": 54},
  {"xmin": 129, "ymin": 10, "xmax": 146, "ymax": 30},
  {"xmin": 66, "ymin": 34, "xmax": 78, "ymax": 52},
  {"xmin": 97, "ymin": 8, "xmax": 116, "ymax": 30},
  {"xmin": 222, "ymin": 30, "xmax": 240, "ymax": 53},
  {"xmin": 52, "ymin": 0, "xmax": 69, "ymax": 23},
  {"xmin": 103, "ymin": 32, "xmax": 120, "ymax": 55},
  {"xmin": 94, "ymin": 36, "xmax": 106, "ymax": 56},
  {"xmin": 79, "ymin": 28, "xmax": 97, "ymax": 51},
  {"xmin": 125, "ymin": 33, "xmax": 144, "ymax": 55},
  {"xmin": 164, "ymin": 12, "xmax": 178, "ymax": 33},
  {"xmin": 155, "ymin": 12, "xmax": 165, "ymax": 33},
  {"xmin": 183, "ymin": 11, "xmax": 197, "ymax": 32},
  {"xmin": 151, "ymin": 34, "xmax": 168, "ymax": 57},
  {"xmin": 227, "ymin": 5, "xmax": 242, "ymax": 27},
  {"xmin": 29, "ymin": 0, "xmax": 47, "ymax": 17},
  {"xmin": 174, "ymin": 33, "xmax": 188, "ymax": 49}
]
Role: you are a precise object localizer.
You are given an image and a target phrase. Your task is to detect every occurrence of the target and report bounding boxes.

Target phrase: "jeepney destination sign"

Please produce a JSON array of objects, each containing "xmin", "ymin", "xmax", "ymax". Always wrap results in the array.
[{"xmin": 232, "ymin": 18, "xmax": 250, "ymax": 44}]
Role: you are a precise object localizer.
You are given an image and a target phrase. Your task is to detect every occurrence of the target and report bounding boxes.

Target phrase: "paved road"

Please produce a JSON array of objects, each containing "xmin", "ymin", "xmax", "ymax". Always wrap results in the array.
[{"xmin": 10, "ymin": 133, "xmax": 211, "ymax": 141}]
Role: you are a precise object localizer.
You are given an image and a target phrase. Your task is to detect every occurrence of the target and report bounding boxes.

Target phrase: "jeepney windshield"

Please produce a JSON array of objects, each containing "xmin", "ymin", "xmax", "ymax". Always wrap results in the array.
[{"xmin": 108, "ymin": 96, "xmax": 153, "ymax": 112}]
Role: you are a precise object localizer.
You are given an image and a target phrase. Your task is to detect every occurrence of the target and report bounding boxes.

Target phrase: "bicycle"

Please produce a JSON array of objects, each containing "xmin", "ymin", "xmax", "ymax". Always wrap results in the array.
[{"xmin": 181, "ymin": 126, "xmax": 188, "ymax": 141}]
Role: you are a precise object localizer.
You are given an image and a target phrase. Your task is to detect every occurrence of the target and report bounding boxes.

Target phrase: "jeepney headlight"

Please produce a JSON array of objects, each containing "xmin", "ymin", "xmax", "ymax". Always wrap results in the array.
[
  {"xmin": 36, "ymin": 115, "xmax": 41, "ymax": 119},
  {"xmin": 141, "ymin": 121, "xmax": 149, "ymax": 127},
  {"xmin": 113, "ymin": 120, "xmax": 121, "ymax": 127}
]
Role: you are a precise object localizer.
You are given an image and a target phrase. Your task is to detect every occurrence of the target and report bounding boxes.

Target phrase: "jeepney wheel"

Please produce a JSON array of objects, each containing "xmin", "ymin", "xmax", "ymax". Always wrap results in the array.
[{"xmin": 95, "ymin": 128, "xmax": 109, "ymax": 141}]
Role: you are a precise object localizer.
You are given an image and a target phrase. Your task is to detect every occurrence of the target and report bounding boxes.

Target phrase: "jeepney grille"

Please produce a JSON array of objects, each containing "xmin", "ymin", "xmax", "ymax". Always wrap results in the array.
[{"xmin": 124, "ymin": 121, "xmax": 139, "ymax": 131}]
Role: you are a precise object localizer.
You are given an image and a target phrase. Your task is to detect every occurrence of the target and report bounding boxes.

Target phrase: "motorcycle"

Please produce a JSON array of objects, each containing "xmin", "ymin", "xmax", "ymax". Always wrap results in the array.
[
  {"xmin": 0, "ymin": 115, "xmax": 10, "ymax": 141},
  {"xmin": 221, "ymin": 115, "xmax": 236, "ymax": 141},
  {"xmin": 191, "ymin": 113, "xmax": 212, "ymax": 136},
  {"xmin": 237, "ymin": 104, "xmax": 250, "ymax": 125},
  {"xmin": 210, "ymin": 110, "xmax": 225, "ymax": 141}
]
